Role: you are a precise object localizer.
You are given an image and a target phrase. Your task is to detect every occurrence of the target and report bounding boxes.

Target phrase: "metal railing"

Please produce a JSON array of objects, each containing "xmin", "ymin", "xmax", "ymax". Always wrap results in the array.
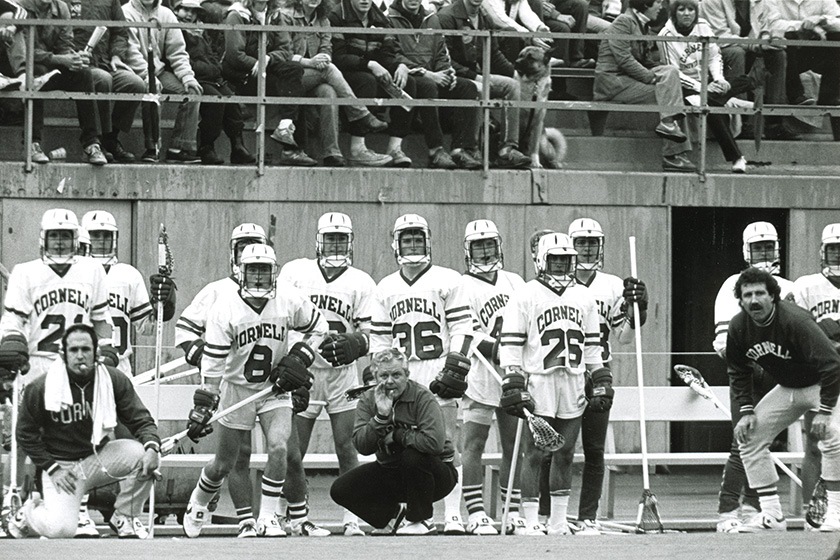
[{"xmin": 2, "ymin": 18, "xmax": 838, "ymax": 178}]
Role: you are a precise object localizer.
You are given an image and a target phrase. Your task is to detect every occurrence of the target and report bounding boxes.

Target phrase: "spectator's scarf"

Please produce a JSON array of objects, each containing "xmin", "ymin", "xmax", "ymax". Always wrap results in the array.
[{"xmin": 44, "ymin": 360, "xmax": 117, "ymax": 446}]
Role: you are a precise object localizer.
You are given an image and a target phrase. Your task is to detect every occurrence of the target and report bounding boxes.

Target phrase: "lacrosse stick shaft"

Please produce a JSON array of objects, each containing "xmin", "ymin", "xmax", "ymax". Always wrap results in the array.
[
  {"xmin": 501, "ymin": 418, "xmax": 523, "ymax": 535},
  {"xmin": 137, "ymin": 368, "xmax": 199, "ymax": 386},
  {"xmin": 133, "ymin": 357, "xmax": 187, "ymax": 385},
  {"xmin": 8, "ymin": 377, "xmax": 19, "ymax": 498},
  {"xmin": 629, "ymin": 237, "xmax": 651, "ymax": 489},
  {"xmin": 0, "ymin": 261, "xmax": 10, "ymax": 281}
]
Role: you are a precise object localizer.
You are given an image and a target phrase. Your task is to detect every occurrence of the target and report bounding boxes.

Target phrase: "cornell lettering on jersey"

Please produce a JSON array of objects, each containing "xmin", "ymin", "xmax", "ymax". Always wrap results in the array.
[
  {"xmin": 478, "ymin": 294, "xmax": 509, "ymax": 328},
  {"xmin": 596, "ymin": 299, "xmax": 612, "ymax": 321},
  {"xmin": 109, "ymin": 292, "xmax": 131, "ymax": 316},
  {"xmin": 812, "ymin": 300, "xmax": 840, "ymax": 320},
  {"xmin": 536, "ymin": 306, "xmax": 582, "ymax": 333},
  {"xmin": 33, "ymin": 288, "xmax": 91, "ymax": 316},
  {"xmin": 745, "ymin": 341, "xmax": 792, "ymax": 361},
  {"xmin": 310, "ymin": 293, "xmax": 353, "ymax": 322},
  {"xmin": 49, "ymin": 400, "xmax": 93, "ymax": 425},
  {"xmin": 235, "ymin": 323, "xmax": 287, "ymax": 348},
  {"xmin": 390, "ymin": 298, "xmax": 441, "ymax": 321}
]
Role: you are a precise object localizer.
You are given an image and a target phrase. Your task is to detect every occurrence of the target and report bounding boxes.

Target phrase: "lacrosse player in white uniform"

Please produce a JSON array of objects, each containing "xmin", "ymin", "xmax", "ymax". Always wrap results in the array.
[
  {"xmin": 174, "ymin": 224, "xmax": 276, "ymax": 537},
  {"xmin": 369, "ymin": 213, "xmax": 473, "ymax": 534},
  {"xmin": 181, "ymin": 244, "xmax": 328, "ymax": 539},
  {"xmin": 499, "ymin": 232, "xmax": 606, "ymax": 536},
  {"xmin": 712, "ymin": 221, "xmax": 798, "ymax": 532},
  {"xmin": 278, "ymin": 212, "xmax": 375, "ymax": 537},
  {"xmin": 81, "ymin": 210, "xmax": 176, "ymax": 377},
  {"xmin": 455, "ymin": 220, "xmax": 526, "ymax": 535},
  {"xmin": 0, "ymin": 209, "xmax": 116, "ymax": 538}
]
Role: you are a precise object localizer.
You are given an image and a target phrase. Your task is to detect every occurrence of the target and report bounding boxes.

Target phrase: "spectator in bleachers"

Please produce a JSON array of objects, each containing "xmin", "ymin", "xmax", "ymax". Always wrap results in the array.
[
  {"xmin": 123, "ymin": 0, "xmax": 204, "ymax": 163},
  {"xmin": 480, "ymin": 0, "xmax": 554, "ymax": 63},
  {"xmin": 0, "ymin": 0, "xmax": 26, "ymax": 81},
  {"xmin": 658, "ymin": 0, "xmax": 752, "ymax": 173},
  {"xmin": 17, "ymin": 0, "xmax": 108, "ymax": 165},
  {"xmin": 173, "ymin": 0, "xmax": 256, "ymax": 164},
  {"xmin": 700, "ymin": 0, "xmax": 802, "ymax": 140},
  {"xmin": 544, "ymin": 0, "xmax": 594, "ymax": 67},
  {"xmin": 437, "ymin": 0, "xmax": 531, "ymax": 168},
  {"xmin": 276, "ymin": 0, "xmax": 392, "ymax": 167},
  {"xmin": 770, "ymin": 0, "xmax": 840, "ymax": 141},
  {"xmin": 223, "ymin": 0, "xmax": 318, "ymax": 166},
  {"xmin": 593, "ymin": 0, "xmax": 696, "ymax": 172},
  {"xmin": 72, "ymin": 0, "xmax": 147, "ymax": 163},
  {"xmin": 387, "ymin": 0, "xmax": 483, "ymax": 168}
]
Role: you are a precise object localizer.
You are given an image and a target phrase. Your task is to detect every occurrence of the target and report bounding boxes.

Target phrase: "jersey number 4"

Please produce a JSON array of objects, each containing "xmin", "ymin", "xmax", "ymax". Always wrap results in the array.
[{"xmin": 541, "ymin": 327, "xmax": 584, "ymax": 370}]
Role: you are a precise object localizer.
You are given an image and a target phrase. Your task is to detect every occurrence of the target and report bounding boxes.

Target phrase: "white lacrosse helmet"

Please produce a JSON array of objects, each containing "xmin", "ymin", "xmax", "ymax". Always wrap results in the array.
[
  {"xmin": 568, "ymin": 218, "xmax": 604, "ymax": 271},
  {"xmin": 238, "ymin": 244, "xmax": 278, "ymax": 300},
  {"xmin": 821, "ymin": 223, "xmax": 840, "ymax": 278},
  {"xmin": 537, "ymin": 233, "xmax": 578, "ymax": 289},
  {"xmin": 464, "ymin": 219, "xmax": 503, "ymax": 274},
  {"xmin": 529, "ymin": 229, "xmax": 554, "ymax": 274},
  {"xmin": 392, "ymin": 213, "xmax": 431, "ymax": 266},
  {"xmin": 40, "ymin": 208, "xmax": 80, "ymax": 265},
  {"xmin": 742, "ymin": 221, "xmax": 780, "ymax": 274},
  {"xmin": 316, "ymin": 212, "xmax": 353, "ymax": 269},
  {"xmin": 81, "ymin": 210, "xmax": 119, "ymax": 265},
  {"xmin": 77, "ymin": 226, "xmax": 91, "ymax": 257},
  {"xmin": 230, "ymin": 223, "xmax": 267, "ymax": 275}
]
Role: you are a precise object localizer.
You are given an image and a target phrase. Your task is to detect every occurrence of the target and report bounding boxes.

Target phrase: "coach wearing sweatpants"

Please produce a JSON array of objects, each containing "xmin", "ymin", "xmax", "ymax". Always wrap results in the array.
[{"xmin": 330, "ymin": 348, "xmax": 456, "ymax": 535}]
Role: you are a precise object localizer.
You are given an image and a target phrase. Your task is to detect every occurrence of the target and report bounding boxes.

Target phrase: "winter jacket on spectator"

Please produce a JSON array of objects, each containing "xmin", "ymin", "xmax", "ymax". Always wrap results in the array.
[
  {"xmin": 278, "ymin": 3, "xmax": 332, "ymax": 61},
  {"xmin": 328, "ymin": 0, "xmax": 410, "ymax": 74},
  {"xmin": 72, "ymin": 0, "xmax": 131, "ymax": 71},
  {"xmin": 222, "ymin": 1, "xmax": 294, "ymax": 85},
  {"xmin": 437, "ymin": 0, "xmax": 514, "ymax": 79},
  {"xmin": 387, "ymin": 1, "xmax": 451, "ymax": 72},
  {"xmin": 122, "ymin": 0, "xmax": 196, "ymax": 85},
  {"xmin": 183, "ymin": 27, "xmax": 223, "ymax": 83},
  {"xmin": 17, "ymin": 0, "xmax": 75, "ymax": 68}
]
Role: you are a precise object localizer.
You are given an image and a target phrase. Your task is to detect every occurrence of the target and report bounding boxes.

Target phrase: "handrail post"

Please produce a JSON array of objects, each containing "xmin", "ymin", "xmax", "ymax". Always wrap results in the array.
[
  {"xmin": 482, "ymin": 29, "xmax": 492, "ymax": 179},
  {"xmin": 23, "ymin": 26, "xmax": 34, "ymax": 173},
  {"xmin": 257, "ymin": 28, "xmax": 267, "ymax": 176},
  {"xmin": 698, "ymin": 38, "xmax": 709, "ymax": 181}
]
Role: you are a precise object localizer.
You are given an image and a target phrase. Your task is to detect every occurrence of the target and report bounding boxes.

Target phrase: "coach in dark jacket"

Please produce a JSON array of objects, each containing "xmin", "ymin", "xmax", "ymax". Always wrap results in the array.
[{"xmin": 331, "ymin": 349, "xmax": 456, "ymax": 535}]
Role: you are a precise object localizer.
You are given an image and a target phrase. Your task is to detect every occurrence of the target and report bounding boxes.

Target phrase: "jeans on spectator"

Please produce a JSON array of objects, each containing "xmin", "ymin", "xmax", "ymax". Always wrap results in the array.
[
  {"xmin": 330, "ymin": 449, "xmax": 457, "ymax": 526},
  {"xmin": 544, "ymin": 18, "xmax": 572, "ymax": 62},
  {"xmin": 587, "ymin": 15, "xmax": 611, "ymax": 32},
  {"xmin": 302, "ymin": 63, "xmax": 370, "ymax": 126},
  {"xmin": 721, "ymin": 45, "xmax": 746, "ymax": 80},
  {"xmin": 143, "ymin": 70, "xmax": 200, "ymax": 152},
  {"xmin": 198, "ymin": 80, "xmax": 245, "ymax": 148},
  {"xmin": 473, "ymin": 74, "xmax": 522, "ymax": 149},
  {"xmin": 553, "ymin": 0, "xmax": 589, "ymax": 61},
  {"xmin": 34, "ymin": 67, "xmax": 100, "ymax": 147},
  {"xmin": 342, "ymin": 70, "xmax": 415, "ymax": 140},
  {"xmin": 784, "ymin": 31, "xmax": 840, "ymax": 139},
  {"xmin": 302, "ymin": 79, "xmax": 343, "ymax": 159},
  {"xmin": 594, "ymin": 65, "xmax": 690, "ymax": 156},
  {"xmin": 411, "ymin": 74, "xmax": 480, "ymax": 150},
  {"xmin": 89, "ymin": 68, "xmax": 146, "ymax": 136},
  {"xmin": 231, "ymin": 60, "xmax": 304, "ymax": 131},
  {"xmin": 684, "ymin": 75, "xmax": 753, "ymax": 162}
]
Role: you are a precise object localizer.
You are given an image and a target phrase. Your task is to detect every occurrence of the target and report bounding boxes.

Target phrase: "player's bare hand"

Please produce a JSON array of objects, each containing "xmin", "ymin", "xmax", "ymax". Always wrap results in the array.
[
  {"xmin": 50, "ymin": 467, "xmax": 78, "ymax": 494},
  {"xmin": 811, "ymin": 412, "xmax": 833, "ymax": 441},
  {"xmin": 734, "ymin": 414, "xmax": 756, "ymax": 445},
  {"xmin": 374, "ymin": 383, "xmax": 394, "ymax": 417},
  {"xmin": 138, "ymin": 448, "xmax": 161, "ymax": 481}
]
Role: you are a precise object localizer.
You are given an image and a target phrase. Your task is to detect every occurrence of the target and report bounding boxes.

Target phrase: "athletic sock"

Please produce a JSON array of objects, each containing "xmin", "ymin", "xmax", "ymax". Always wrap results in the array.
[
  {"xmin": 443, "ymin": 465, "xmax": 463, "ymax": 519},
  {"xmin": 193, "ymin": 468, "xmax": 224, "ymax": 507},
  {"xmin": 287, "ymin": 501, "xmax": 308, "ymax": 526},
  {"xmin": 547, "ymin": 491, "xmax": 570, "ymax": 531},
  {"xmin": 463, "ymin": 484, "xmax": 485, "ymax": 519},
  {"xmin": 827, "ymin": 490, "xmax": 840, "ymax": 515},
  {"xmin": 236, "ymin": 506, "xmax": 254, "ymax": 524},
  {"xmin": 522, "ymin": 500, "xmax": 540, "ymax": 526},
  {"xmin": 260, "ymin": 476, "xmax": 284, "ymax": 519},
  {"xmin": 500, "ymin": 486, "xmax": 522, "ymax": 517},
  {"xmin": 756, "ymin": 487, "xmax": 783, "ymax": 519}
]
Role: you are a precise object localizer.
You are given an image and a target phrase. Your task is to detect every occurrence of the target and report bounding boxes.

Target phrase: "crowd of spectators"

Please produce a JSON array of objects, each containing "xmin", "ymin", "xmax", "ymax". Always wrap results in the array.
[{"xmin": 0, "ymin": 0, "xmax": 837, "ymax": 168}]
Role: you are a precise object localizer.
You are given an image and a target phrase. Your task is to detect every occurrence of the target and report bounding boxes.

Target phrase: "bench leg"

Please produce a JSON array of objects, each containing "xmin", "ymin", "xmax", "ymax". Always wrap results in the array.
[{"xmin": 587, "ymin": 111, "xmax": 608, "ymax": 137}]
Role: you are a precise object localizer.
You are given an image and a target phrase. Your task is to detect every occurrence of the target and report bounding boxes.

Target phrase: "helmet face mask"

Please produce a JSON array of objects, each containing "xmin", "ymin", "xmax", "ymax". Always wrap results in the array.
[
  {"xmin": 537, "ymin": 233, "xmax": 578, "ymax": 290},
  {"xmin": 464, "ymin": 219, "xmax": 503, "ymax": 274},
  {"xmin": 392, "ymin": 214, "xmax": 431, "ymax": 266},
  {"xmin": 238, "ymin": 244, "xmax": 277, "ymax": 300},
  {"xmin": 230, "ymin": 223, "xmax": 267, "ymax": 275},
  {"xmin": 77, "ymin": 227, "xmax": 91, "ymax": 257},
  {"xmin": 316, "ymin": 212, "xmax": 353, "ymax": 268},
  {"xmin": 742, "ymin": 221, "xmax": 780, "ymax": 274},
  {"xmin": 529, "ymin": 229, "xmax": 554, "ymax": 274},
  {"xmin": 41, "ymin": 209, "xmax": 80, "ymax": 266},
  {"xmin": 821, "ymin": 224, "xmax": 840, "ymax": 278},
  {"xmin": 568, "ymin": 218, "xmax": 604, "ymax": 271},
  {"xmin": 81, "ymin": 210, "xmax": 119, "ymax": 265}
]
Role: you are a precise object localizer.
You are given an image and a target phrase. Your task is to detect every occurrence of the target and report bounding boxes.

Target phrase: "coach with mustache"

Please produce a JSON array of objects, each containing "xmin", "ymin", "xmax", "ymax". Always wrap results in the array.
[{"xmin": 726, "ymin": 267, "xmax": 840, "ymax": 533}]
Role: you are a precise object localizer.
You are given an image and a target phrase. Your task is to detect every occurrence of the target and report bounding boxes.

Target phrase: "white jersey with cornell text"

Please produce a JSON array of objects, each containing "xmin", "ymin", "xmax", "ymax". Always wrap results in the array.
[
  {"xmin": 790, "ymin": 273, "xmax": 840, "ymax": 323},
  {"xmin": 0, "ymin": 257, "xmax": 112, "ymax": 364},
  {"xmin": 174, "ymin": 276, "xmax": 239, "ymax": 349},
  {"xmin": 499, "ymin": 279, "xmax": 601, "ymax": 418},
  {"xmin": 105, "ymin": 263, "xmax": 153, "ymax": 374},
  {"xmin": 713, "ymin": 273, "xmax": 794, "ymax": 357},
  {"xmin": 201, "ymin": 280, "xmax": 329, "ymax": 388},
  {"xmin": 370, "ymin": 265, "xmax": 473, "ymax": 388},
  {"xmin": 575, "ymin": 271, "xmax": 631, "ymax": 364},
  {"xmin": 458, "ymin": 270, "xmax": 526, "ymax": 407}
]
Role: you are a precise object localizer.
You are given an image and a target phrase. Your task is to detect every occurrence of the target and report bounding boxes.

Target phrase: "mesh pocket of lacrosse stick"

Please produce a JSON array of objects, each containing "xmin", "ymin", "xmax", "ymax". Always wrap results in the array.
[
  {"xmin": 635, "ymin": 489, "xmax": 664, "ymax": 534},
  {"xmin": 807, "ymin": 478, "xmax": 827, "ymax": 529},
  {"xmin": 523, "ymin": 409, "xmax": 565, "ymax": 452},
  {"xmin": 673, "ymin": 365, "xmax": 714, "ymax": 398}
]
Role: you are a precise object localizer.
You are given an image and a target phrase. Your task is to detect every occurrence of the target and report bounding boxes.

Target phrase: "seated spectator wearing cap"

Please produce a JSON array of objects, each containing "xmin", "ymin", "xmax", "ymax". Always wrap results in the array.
[
  {"xmin": 593, "ymin": 0, "xmax": 696, "ymax": 172},
  {"xmin": 387, "ymin": 0, "xmax": 483, "ymax": 169},
  {"xmin": 274, "ymin": 0, "xmax": 391, "ymax": 167},
  {"xmin": 658, "ymin": 0, "xmax": 754, "ymax": 173},
  {"xmin": 0, "ymin": 0, "xmax": 26, "ymax": 82},
  {"xmin": 174, "ymin": 0, "xmax": 255, "ymax": 165},
  {"xmin": 330, "ymin": 349, "xmax": 457, "ymax": 536}
]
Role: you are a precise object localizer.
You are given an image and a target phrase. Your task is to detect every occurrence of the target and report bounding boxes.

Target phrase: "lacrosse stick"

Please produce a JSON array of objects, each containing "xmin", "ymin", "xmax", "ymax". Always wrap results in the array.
[
  {"xmin": 629, "ymin": 237, "xmax": 663, "ymax": 534},
  {"xmin": 136, "ymin": 367, "xmax": 199, "ymax": 386},
  {"xmin": 2, "ymin": 378, "xmax": 22, "ymax": 531},
  {"xmin": 133, "ymin": 357, "xmax": 187, "ymax": 385},
  {"xmin": 673, "ymin": 364, "xmax": 802, "ymax": 487},
  {"xmin": 344, "ymin": 384, "xmax": 376, "ymax": 401},
  {"xmin": 806, "ymin": 477, "xmax": 827, "ymax": 529},
  {"xmin": 160, "ymin": 385, "xmax": 274, "ymax": 456}
]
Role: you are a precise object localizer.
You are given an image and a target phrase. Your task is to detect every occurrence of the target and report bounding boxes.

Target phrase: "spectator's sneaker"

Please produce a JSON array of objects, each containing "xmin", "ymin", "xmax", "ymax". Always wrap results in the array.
[
  {"xmin": 323, "ymin": 155, "xmax": 347, "ymax": 167},
  {"xmin": 466, "ymin": 516, "xmax": 498, "ymax": 535},
  {"xmin": 575, "ymin": 519, "xmax": 601, "ymax": 535},
  {"xmin": 731, "ymin": 156, "xmax": 747, "ymax": 174},
  {"xmin": 103, "ymin": 140, "xmax": 135, "ymax": 163},
  {"xmin": 654, "ymin": 121, "xmax": 687, "ymax": 143},
  {"xmin": 396, "ymin": 519, "xmax": 437, "ymax": 536},
  {"xmin": 736, "ymin": 512, "xmax": 786, "ymax": 532},
  {"xmin": 522, "ymin": 523, "xmax": 548, "ymax": 536},
  {"xmin": 32, "ymin": 71, "xmax": 60, "ymax": 91},
  {"xmin": 230, "ymin": 145, "xmax": 256, "ymax": 164},
  {"xmin": 256, "ymin": 515, "xmax": 287, "ymax": 537},
  {"xmin": 166, "ymin": 149, "xmax": 201, "ymax": 164},
  {"xmin": 199, "ymin": 146, "xmax": 224, "ymax": 165},
  {"xmin": 270, "ymin": 124, "xmax": 298, "ymax": 148},
  {"xmin": 443, "ymin": 514, "xmax": 465, "ymax": 535},
  {"xmin": 370, "ymin": 504, "xmax": 406, "ymax": 536},
  {"xmin": 820, "ymin": 508, "xmax": 840, "ymax": 532},
  {"xmin": 429, "ymin": 147, "xmax": 457, "ymax": 169},
  {"xmin": 355, "ymin": 113, "xmax": 388, "ymax": 134},
  {"xmin": 343, "ymin": 521, "xmax": 366, "ymax": 536},
  {"xmin": 791, "ymin": 94, "xmax": 816, "ymax": 106},
  {"xmin": 546, "ymin": 522, "xmax": 573, "ymax": 535},
  {"xmin": 724, "ymin": 97, "xmax": 754, "ymax": 109},
  {"xmin": 83, "ymin": 143, "xmax": 108, "ymax": 166},
  {"xmin": 30, "ymin": 142, "xmax": 50, "ymax": 164},
  {"xmin": 109, "ymin": 512, "xmax": 148, "ymax": 539},
  {"xmin": 662, "ymin": 154, "xmax": 696, "ymax": 172},
  {"xmin": 496, "ymin": 146, "xmax": 530, "ymax": 169},
  {"xmin": 182, "ymin": 501, "xmax": 209, "ymax": 538},
  {"xmin": 141, "ymin": 148, "xmax": 159, "ymax": 163},
  {"xmin": 277, "ymin": 149, "xmax": 317, "ymax": 167},
  {"xmin": 237, "ymin": 519, "xmax": 258, "ymax": 538},
  {"xmin": 290, "ymin": 519, "xmax": 331, "ymax": 537},
  {"xmin": 570, "ymin": 58, "xmax": 596, "ymax": 69},
  {"xmin": 451, "ymin": 149, "xmax": 482, "ymax": 170},
  {"xmin": 388, "ymin": 149, "xmax": 412, "ymax": 168},
  {"xmin": 506, "ymin": 515, "xmax": 529, "ymax": 535},
  {"xmin": 347, "ymin": 148, "xmax": 391, "ymax": 167}
]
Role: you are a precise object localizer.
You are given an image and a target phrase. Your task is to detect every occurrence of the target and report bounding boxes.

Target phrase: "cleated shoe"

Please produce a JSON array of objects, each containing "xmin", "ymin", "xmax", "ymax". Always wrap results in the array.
[
  {"xmin": 344, "ymin": 521, "xmax": 366, "ymax": 536},
  {"xmin": 736, "ymin": 512, "xmax": 787, "ymax": 532},
  {"xmin": 75, "ymin": 509, "xmax": 100, "ymax": 538},
  {"xmin": 547, "ymin": 522, "xmax": 572, "ymax": 535},
  {"xmin": 109, "ymin": 512, "xmax": 148, "ymax": 539},
  {"xmin": 575, "ymin": 519, "xmax": 601, "ymax": 535},
  {"xmin": 820, "ymin": 508, "xmax": 840, "ymax": 532},
  {"xmin": 182, "ymin": 501, "xmax": 209, "ymax": 538},
  {"xmin": 396, "ymin": 519, "xmax": 437, "ymax": 536},
  {"xmin": 506, "ymin": 515, "xmax": 529, "ymax": 535},
  {"xmin": 443, "ymin": 514, "xmax": 465, "ymax": 535},
  {"xmin": 256, "ymin": 515, "xmax": 287, "ymax": 537},
  {"xmin": 523, "ymin": 522, "xmax": 547, "ymax": 536},
  {"xmin": 466, "ymin": 516, "xmax": 498, "ymax": 535},
  {"xmin": 290, "ymin": 519, "xmax": 331, "ymax": 537},
  {"xmin": 371, "ymin": 504, "xmax": 407, "ymax": 536},
  {"xmin": 237, "ymin": 519, "xmax": 258, "ymax": 538}
]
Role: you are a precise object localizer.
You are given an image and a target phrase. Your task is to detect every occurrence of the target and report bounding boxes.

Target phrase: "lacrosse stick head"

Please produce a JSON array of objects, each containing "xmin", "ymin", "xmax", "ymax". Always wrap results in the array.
[
  {"xmin": 635, "ymin": 489, "xmax": 664, "ymax": 534},
  {"xmin": 158, "ymin": 224, "xmax": 173, "ymax": 277},
  {"xmin": 807, "ymin": 478, "xmax": 827, "ymax": 529},
  {"xmin": 345, "ymin": 384, "xmax": 376, "ymax": 401},
  {"xmin": 524, "ymin": 410, "xmax": 565, "ymax": 452},
  {"xmin": 673, "ymin": 364, "xmax": 715, "ymax": 397}
]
